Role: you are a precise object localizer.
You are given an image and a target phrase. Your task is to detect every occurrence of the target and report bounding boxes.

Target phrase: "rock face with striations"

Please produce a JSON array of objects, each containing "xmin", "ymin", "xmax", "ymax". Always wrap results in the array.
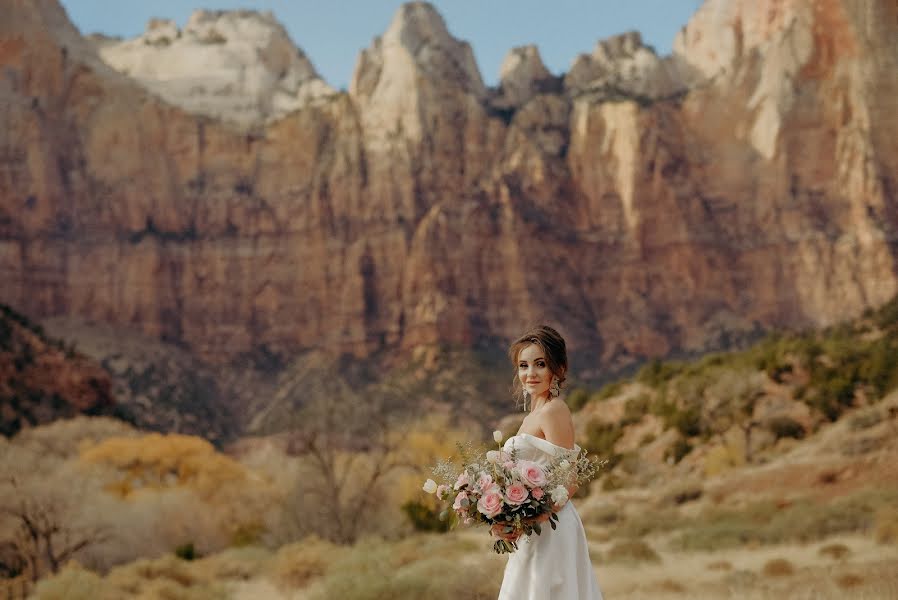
[{"xmin": 0, "ymin": 0, "xmax": 897, "ymax": 376}]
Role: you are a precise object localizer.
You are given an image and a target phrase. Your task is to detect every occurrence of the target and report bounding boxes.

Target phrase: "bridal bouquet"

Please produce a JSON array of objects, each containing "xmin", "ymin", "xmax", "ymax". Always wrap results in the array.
[{"xmin": 422, "ymin": 431, "xmax": 602, "ymax": 553}]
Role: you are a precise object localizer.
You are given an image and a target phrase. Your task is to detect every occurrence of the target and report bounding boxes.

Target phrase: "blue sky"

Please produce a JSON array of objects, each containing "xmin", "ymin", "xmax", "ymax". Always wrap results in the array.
[{"xmin": 60, "ymin": 1, "xmax": 705, "ymax": 89}]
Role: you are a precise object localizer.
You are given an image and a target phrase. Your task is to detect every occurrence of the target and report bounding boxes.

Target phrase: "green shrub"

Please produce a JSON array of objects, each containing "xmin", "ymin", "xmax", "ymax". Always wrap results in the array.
[
  {"xmin": 401, "ymin": 500, "xmax": 451, "ymax": 533},
  {"xmin": 873, "ymin": 296, "xmax": 898, "ymax": 329},
  {"xmin": 857, "ymin": 338, "xmax": 898, "ymax": 396},
  {"xmin": 766, "ymin": 416, "xmax": 806, "ymax": 440},
  {"xmin": 621, "ymin": 393, "xmax": 650, "ymax": 425},
  {"xmin": 636, "ymin": 359, "xmax": 683, "ymax": 388},
  {"xmin": 566, "ymin": 388, "xmax": 590, "ymax": 412},
  {"xmin": 592, "ymin": 381, "xmax": 623, "ymax": 401},
  {"xmin": 174, "ymin": 542, "xmax": 197, "ymax": 561},
  {"xmin": 670, "ymin": 406, "xmax": 702, "ymax": 437},
  {"xmin": 650, "ymin": 397, "xmax": 678, "ymax": 420},
  {"xmin": 663, "ymin": 481, "xmax": 703, "ymax": 505},
  {"xmin": 583, "ymin": 420, "xmax": 623, "ymax": 458},
  {"xmin": 664, "ymin": 437, "xmax": 693, "ymax": 464}
]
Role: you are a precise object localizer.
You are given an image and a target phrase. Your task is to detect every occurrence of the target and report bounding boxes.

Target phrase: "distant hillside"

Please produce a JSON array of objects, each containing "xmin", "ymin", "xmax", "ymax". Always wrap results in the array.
[
  {"xmin": 41, "ymin": 317, "xmax": 253, "ymax": 445},
  {"xmin": 0, "ymin": 304, "xmax": 118, "ymax": 436},
  {"xmin": 570, "ymin": 293, "xmax": 898, "ymax": 489}
]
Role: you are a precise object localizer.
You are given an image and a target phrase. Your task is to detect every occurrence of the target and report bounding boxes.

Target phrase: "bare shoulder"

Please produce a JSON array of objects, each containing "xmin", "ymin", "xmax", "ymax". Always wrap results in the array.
[
  {"xmin": 541, "ymin": 398, "xmax": 575, "ymax": 448},
  {"xmin": 545, "ymin": 397, "xmax": 572, "ymax": 421}
]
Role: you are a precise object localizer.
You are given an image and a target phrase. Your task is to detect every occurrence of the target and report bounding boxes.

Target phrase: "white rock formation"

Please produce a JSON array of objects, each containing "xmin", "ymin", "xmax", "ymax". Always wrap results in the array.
[
  {"xmin": 350, "ymin": 1, "xmax": 484, "ymax": 144},
  {"xmin": 564, "ymin": 31, "xmax": 685, "ymax": 100},
  {"xmin": 92, "ymin": 10, "xmax": 335, "ymax": 126}
]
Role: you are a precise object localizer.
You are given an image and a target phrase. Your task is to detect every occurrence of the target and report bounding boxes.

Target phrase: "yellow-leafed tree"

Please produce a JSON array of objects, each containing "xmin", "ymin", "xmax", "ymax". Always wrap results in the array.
[{"xmin": 80, "ymin": 432, "xmax": 280, "ymax": 548}]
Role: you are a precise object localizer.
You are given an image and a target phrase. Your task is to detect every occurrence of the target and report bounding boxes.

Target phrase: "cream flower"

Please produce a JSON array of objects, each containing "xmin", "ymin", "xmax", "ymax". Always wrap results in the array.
[{"xmin": 550, "ymin": 485, "xmax": 569, "ymax": 506}]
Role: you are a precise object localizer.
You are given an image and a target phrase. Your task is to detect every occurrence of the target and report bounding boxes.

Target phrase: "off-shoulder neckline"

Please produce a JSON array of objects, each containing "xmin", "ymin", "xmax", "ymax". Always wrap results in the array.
[{"xmin": 511, "ymin": 432, "xmax": 576, "ymax": 452}]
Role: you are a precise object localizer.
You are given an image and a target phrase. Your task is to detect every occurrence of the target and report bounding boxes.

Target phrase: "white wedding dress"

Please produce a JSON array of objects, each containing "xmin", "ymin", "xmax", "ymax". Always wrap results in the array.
[{"xmin": 498, "ymin": 433, "xmax": 604, "ymax": 600}]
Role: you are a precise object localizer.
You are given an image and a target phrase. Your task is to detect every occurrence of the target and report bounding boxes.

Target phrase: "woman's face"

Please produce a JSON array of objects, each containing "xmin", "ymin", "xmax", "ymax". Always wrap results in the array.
[{"xmin": 518, "ymin": 343, "xmax": 554, "ymax": 399}]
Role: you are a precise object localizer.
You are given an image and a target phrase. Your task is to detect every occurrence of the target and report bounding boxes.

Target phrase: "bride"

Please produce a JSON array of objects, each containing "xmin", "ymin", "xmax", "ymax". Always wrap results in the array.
[{"xmin": 496, "ymin": 325, "xmax": 604, "ymax": 600}]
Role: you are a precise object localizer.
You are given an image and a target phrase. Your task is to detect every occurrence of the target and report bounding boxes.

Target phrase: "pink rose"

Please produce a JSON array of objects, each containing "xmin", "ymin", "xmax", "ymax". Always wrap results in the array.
[
  {"xmin": 477, "ymin": 492, "xmax": 504, "ymax": 518},
  {"xmin": 532, "ymin": 487, "xmax": 545, "ymax": 500},
  {"xmin": 436, "ymin": 484, "xmax": 450, "ymax": 500},
  {"xmin": 517, "ymin": 460, "xmax": 547, "ymax": 488},
  {"xmin": 504, "ymin": 483, "xmax": 529, "ymax": 505},
  {"xmin": 481, "ymin": 482, "xmax": 501, "ymax": 496},
  {"xmin": 453, "ymin": 491, "xmax": 470, "ymax": 511},
  {"xmin": 476, "ymin": 471, "xmax": 494, "ymax": 491},
  {"xmin": 454, "ymin": 471, "xmax": 472, "ymax": 490}
]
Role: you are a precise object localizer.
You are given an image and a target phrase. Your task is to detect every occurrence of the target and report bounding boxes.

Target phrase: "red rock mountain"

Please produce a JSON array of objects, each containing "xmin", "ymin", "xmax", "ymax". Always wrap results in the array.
[
  {"xmin": 0, "ymin": 0, "xmax": 896, "ymax": 373},
  {"xmin": 0, "ymin": 303, "xmax": 115, "ymax": 435}
]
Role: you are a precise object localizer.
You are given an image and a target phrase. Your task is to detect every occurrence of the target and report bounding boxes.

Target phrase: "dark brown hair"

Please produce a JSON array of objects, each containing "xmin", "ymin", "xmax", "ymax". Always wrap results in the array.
[{"xmin": 508, "ymin": 325, "xmax": 568, "ymax": 403}]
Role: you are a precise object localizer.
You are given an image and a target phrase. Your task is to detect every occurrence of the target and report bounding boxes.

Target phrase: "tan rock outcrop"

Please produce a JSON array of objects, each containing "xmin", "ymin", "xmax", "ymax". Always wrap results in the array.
[
  {"xmin": 565, "ymin": 31, "xmax": 686, "ymax": 100},
  {"xmin": 493, "ymin": 45, "xmax": 559, "ymax": 109},
  {"xmin": 0, "ymin": 0, "xmax": 896, "ymax": 375}
]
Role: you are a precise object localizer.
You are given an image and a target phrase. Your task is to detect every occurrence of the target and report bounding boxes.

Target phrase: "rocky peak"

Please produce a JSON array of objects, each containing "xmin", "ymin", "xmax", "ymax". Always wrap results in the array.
[
  {"xmin": 144, "ymin": 17, "xmax": 179, "ymax": 44},
  {"xmin": 350, "ymin": 1, "xmax": 485, "ymax": 101},
  {"xmin": 493, "ymin": 45, "xmax": 559, "ymax": 109},
  {"xmin": 564, "ymin": 30, "xmax": 685, "ymax": 100},
  {"xmin": 91, "ymin": 9, "xmax": 335, "ymax": 126},
  {"xmin": 349, "ymin": 1, "xmax": 486, "ymax": 148}
]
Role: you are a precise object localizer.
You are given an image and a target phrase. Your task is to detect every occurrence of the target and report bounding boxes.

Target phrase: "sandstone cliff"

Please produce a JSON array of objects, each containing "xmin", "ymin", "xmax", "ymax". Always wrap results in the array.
[{"xmin": 0, "ymin": 0, "xmax": 896, "ymax": 376}]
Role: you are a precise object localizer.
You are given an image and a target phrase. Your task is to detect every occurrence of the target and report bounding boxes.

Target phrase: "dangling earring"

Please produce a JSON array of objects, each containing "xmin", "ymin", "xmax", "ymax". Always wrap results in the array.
[
  {"xmin": 550, "ymin": 378, "xmax": 561, "ymax": 398},
  {"xmin": 522, "ymin": 390, "xmax": 530, "ymax": 412}
]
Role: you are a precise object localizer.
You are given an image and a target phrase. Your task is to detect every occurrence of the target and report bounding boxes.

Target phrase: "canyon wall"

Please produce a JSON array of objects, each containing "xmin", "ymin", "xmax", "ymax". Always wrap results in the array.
[{"xmin": 1, "ymin": 0, "xmax": 896, "ymax": 375}]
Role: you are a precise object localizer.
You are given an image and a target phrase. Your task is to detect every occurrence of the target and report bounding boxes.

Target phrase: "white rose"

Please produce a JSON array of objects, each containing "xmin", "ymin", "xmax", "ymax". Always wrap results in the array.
[
  {"xmin": 550, "ymin": 485, "xmax": 569, "ymax": 506},
  {"xmin": 493, "ymin": 430, "xmax": 503, "ymax": 444},
  {"xmin": 422, "ymin": 479, "xmax": 438, "ymax": 494},
  {"xmin": 559, "ymin": 460, "xmax": 571, "ymax": 470}
]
